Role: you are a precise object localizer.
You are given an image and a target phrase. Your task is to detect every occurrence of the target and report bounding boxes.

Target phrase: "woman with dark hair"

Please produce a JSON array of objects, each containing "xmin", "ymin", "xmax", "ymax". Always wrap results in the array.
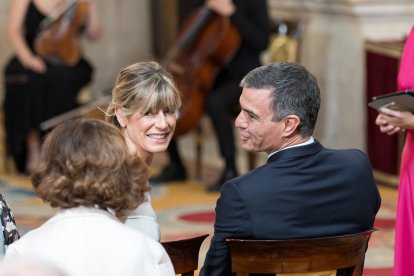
[
  {"xmin": 4, "ymin": 0, "xmax": 101, "ymax": 174},
  {"xmin": 4, "ymin": 118, "xmax": 174, "ymax": 276}
]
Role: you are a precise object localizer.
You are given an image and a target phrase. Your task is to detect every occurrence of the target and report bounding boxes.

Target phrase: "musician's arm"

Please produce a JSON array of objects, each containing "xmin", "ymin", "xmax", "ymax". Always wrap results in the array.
[
  {"xmin": 230, "ymin": 0, "xmax": 270, "ymax": 52},
  {"xmin": 206, "ymin": 0, "xmax": 270, "ymax": 53},
  {"xmin": 83, "ymin": 0, "xmax": 102, "ymax": 41},
  {"xmin": 205, "ymin": 0, "xmax": 235, "ymax": 17},
  {"xmin": 8, "ymin": 0, "xmax": 46, "ymax": 73}
]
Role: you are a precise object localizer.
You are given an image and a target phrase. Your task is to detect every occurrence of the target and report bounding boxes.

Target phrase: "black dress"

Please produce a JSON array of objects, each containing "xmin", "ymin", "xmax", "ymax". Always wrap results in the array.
[{"xmin": 3, "ymin": 1, "xmax": 93, "ymax": 173}]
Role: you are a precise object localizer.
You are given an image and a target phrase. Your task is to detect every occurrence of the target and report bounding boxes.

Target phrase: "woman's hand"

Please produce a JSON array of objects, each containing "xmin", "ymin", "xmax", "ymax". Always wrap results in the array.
[
  {"xmin": 82, "ymin": 0, "xmax": 102, "ymax": 40},
  {"xmin": 375, "ymin": 107, "xmax": 414, "ymax": 135},
  {"xmin": 8, "ymin": 0, "xmax": 46, "ymax": 73},
  {"xmin": 22, "ymin": 55, "xmax": 47, "ymax": 73}
]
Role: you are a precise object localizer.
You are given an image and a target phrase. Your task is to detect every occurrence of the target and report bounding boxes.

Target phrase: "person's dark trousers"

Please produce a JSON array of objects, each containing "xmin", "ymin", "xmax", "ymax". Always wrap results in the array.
[{"xmin": 205, "ymin": 78, "xmax": 240, "ymax": 189}]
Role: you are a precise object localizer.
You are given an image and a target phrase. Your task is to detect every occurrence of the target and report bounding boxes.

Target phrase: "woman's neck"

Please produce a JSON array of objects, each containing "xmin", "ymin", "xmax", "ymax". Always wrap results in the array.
[
  {"xmin": 123, "ymin": 130, "xmax": 153, "ymax": 166},
  {"xmin": 137, "ymin": 149, "xmax": 153, "ymax": 166}
]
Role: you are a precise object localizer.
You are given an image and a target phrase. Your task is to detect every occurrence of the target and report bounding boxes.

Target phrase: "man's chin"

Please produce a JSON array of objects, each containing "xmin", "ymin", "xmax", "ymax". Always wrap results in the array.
[{"xmin": 240, "ymin": 142, "xmax": 255, "ymax": 152}]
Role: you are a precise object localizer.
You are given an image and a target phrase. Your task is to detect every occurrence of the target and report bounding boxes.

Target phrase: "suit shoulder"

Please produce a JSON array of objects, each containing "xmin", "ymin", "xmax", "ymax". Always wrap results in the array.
[{"xmin": 322, "ymin": 147, "xmax": 371, "ymax": 166}]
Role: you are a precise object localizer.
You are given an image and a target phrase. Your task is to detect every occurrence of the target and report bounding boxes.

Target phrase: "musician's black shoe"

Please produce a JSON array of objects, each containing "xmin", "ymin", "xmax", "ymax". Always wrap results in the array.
[
  {"xmin": 150, "ymin": 163, "xmax": 187, "ymax": 184},
  {"xmin": 207, "ymin": 168, "xmax": 238, "ymax": 193}
]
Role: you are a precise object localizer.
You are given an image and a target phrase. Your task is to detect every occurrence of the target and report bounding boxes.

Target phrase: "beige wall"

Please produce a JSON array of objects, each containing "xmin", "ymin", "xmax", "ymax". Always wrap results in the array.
[
  {"xmin": 0, "ymin": 0, "xmax": 152, "ymax": 100},
  {"xmin": 268, "ymin": 0, "xmax": 414, "ymax": 151},
  {"xmin": 1, "ymin": 0, "xmax": 414, "ymax": 156}
]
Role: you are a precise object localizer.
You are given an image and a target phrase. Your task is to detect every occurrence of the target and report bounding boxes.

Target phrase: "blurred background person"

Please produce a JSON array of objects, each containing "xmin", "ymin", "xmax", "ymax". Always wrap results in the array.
[
  {"xmin": 375, "ymin": 25, "xmax": 414, "ymax": 276},
  {"xmin": 0, "ymin": 194, "xmax": 20, "ymax": 256},
  {"xmin": 4, "ymin": 118, "xmax": 174, "ymax": 276},
  {"xmin": 3, "ymin": 0, "xmax": 101, "ymax": 174},
  {"xmin": 104, "ymin": 61, "xmax": 181, "ymax": 241},
  {"xmin": 151, "ymin": 0, "xmax": 270, "ymax": 192}
]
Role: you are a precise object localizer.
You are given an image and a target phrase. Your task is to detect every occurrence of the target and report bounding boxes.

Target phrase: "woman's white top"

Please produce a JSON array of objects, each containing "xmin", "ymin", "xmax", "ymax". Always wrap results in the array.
[
  {"xmin": 5, "ymin": 206, "xmax": 174, "ymax": 276},
  {"xmin": 124, "ymin": 191, "xmax": 161, "ymax": 241}
]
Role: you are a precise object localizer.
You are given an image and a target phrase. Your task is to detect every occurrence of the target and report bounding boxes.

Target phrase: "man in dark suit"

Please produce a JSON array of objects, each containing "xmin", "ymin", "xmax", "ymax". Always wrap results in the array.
[{"xmin": 200, "ymin": 62, "xmax": 381, "ymax": 276}]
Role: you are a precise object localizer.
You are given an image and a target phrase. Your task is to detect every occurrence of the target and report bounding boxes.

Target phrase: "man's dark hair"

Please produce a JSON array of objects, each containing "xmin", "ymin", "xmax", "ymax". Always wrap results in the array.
[{"xmin": 240, "ymin": 62, "xmax": 320, "ymax": 136}]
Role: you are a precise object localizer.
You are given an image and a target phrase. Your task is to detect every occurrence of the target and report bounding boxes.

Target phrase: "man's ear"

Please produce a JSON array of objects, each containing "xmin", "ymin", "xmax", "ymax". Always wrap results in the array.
[
  {"xmin": 115, "ymin": 107, "xmax": 127, "ymax": 128},
  {"xmin": 282, "ymin": 115, "xmax": 300, "ymax": 137}
]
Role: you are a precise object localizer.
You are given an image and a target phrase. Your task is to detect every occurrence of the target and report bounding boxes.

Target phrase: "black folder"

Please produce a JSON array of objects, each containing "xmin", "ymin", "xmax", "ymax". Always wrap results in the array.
[{"xmin": 368, "ymin": 90, "xmax": 414, "ymax": 112}]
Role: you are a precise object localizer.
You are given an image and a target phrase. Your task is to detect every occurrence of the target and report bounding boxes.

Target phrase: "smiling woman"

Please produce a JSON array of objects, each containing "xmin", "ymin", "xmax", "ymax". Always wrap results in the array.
[{"xmin": 104, "ymin": 61, "xmax": 181, "ymax": 241}]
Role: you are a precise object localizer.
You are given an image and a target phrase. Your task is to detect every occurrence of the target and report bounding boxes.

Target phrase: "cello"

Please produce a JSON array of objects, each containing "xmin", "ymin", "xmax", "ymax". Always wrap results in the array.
[
  {"xmin": 165, "ymin": 5, "xmax": 241, "ymax": 136},
  {"xmin": 34, "ymin": 0, "xmax": 89, "ymax": 66}
]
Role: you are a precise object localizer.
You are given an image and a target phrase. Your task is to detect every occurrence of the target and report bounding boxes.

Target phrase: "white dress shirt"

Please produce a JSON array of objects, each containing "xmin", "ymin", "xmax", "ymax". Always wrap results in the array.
[
  {"xmin": 268, "ymin": 137, "xmax": 315, "ymax": 158},
  {"xmin": 5, "ymin": 206, "xmax": 174, "ymax": 276}
]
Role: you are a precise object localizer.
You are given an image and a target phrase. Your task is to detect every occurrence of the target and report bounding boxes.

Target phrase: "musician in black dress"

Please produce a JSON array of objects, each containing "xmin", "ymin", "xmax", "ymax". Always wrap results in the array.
[
  {"xmin": 4, "ymin": 0, "xmax": 101, "ymax": 173},
  {"xmin": 152, "ymin": 0, "xmax": 270, "ymax": 191}
]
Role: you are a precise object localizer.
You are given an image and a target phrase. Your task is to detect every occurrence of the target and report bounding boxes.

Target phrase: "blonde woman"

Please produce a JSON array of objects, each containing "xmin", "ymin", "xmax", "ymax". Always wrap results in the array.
[{"xmin": 105, "ymin": 61, "xmax": 181, "ymax": 241}]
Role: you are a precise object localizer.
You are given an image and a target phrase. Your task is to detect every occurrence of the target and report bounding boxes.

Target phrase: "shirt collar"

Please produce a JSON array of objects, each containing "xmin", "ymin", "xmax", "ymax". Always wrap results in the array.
[{"xmin": 268, "ymin": 136, "xmax": 315, "ymax": 159}]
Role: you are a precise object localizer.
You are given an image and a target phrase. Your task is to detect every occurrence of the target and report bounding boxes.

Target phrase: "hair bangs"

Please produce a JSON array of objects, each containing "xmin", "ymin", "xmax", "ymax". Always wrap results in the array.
[{"xmin": 136, "ymin": 77, "xmax": 181, "ymax": 115}]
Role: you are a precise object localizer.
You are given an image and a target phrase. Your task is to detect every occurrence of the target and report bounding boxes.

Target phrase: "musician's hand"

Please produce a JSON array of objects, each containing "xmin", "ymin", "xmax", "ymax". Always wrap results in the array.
[
  {"xmin": 206, "ymin": 0, "xmax": 236, "ymax": 17},
  {"xmin": 375, "ymin": 107, "xmax": 414, "ymax": 135},
  {"xmin": 24, "ymin": 55, "xmax": 46, "ymax": 73}
]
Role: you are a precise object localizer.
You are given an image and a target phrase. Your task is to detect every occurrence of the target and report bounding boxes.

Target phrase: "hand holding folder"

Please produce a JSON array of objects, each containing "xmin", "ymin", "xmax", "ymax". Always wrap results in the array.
[{"xmin": 368, "ymin": 90, "xmax": 414, "ymax": 112}]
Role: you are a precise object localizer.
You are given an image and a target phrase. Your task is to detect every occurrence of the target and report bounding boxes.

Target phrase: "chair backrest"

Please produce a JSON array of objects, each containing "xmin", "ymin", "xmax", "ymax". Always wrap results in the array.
[
  {"xmin": 161, "ymin": 234, "xmax": 209, "ymax": 276},
  {"xmin": 226, "ymin": 229, "xmax": 376, "ymax": 276}
]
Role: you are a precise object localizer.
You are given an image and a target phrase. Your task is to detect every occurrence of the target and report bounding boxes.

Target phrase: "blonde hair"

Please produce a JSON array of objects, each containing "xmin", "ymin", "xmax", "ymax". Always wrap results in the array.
[{"xmin": 104, "ymin": 61, "xmax": 181, "ymax": 128}]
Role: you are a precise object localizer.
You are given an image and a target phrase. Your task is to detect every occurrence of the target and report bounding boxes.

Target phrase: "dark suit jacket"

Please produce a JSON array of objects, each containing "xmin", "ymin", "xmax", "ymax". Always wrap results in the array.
[{"xmin": 200, "ymin": 141, "xmax": 381, "ymax": 276}]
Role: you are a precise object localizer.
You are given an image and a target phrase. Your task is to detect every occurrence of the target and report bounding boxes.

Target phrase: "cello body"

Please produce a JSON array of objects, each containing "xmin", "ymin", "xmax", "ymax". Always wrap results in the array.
[
  {"xmin": 34, "ymin": 1, "xmax": 89, "ymax": 66},
  {"xmin": 166, "ymin": 7, "xmax": 241, "ymax": 136}
]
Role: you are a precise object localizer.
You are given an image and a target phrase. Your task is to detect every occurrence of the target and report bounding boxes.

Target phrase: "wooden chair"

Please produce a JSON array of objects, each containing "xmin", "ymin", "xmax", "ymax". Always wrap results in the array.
[
  {"xmin": 161, "ymin": 234, "xmax": 209, "ymax": 276},
  {"xmin": 226, "ymin": 229, "xmax": 377, "ymax": 276}
]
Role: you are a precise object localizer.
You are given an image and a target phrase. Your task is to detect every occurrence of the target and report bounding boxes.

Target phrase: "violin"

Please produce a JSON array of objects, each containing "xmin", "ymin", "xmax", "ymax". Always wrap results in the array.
[{"xmin": 34, "ymin": 1, "xmax": 89, "ymax": 66}]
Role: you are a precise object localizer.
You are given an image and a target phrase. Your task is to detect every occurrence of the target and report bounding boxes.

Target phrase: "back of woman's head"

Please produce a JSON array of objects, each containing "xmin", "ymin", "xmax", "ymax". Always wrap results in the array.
[
  {"xmin": 31, "ymin": 118, "xmax": 149, "ymax": 213},
  {"xmin": 105, "ymin": 61, "xmax": 181, "ymax": 128}
]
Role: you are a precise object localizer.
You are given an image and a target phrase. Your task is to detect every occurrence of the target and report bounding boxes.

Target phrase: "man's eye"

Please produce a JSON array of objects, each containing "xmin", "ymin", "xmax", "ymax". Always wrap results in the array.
[{"xmin": 246, "ymin": 111, "xmax": 255, "ymax": 119}]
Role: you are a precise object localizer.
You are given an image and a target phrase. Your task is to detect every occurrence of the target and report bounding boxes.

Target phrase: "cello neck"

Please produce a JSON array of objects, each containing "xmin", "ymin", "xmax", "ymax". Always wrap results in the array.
[{"xmin": 178, "ymin": 7, "xmax": 213, "ymax": 50}]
